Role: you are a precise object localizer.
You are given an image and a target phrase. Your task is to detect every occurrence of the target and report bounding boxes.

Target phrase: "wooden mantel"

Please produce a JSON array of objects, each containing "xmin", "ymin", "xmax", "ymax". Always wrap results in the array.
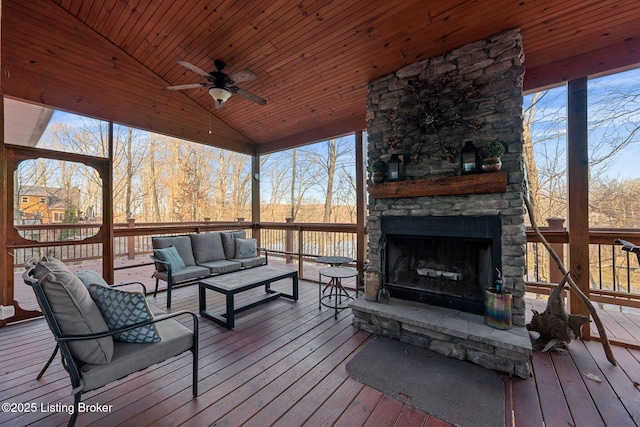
[{"xmin": 368, "ymin": 171, "xmax": 507, "ymax": 199}]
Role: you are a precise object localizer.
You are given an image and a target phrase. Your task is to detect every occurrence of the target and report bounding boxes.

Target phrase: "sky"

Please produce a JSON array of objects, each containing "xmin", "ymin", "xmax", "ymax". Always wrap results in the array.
[{"xmin": 524, "ymin": 67, "xmax": 640, "ymax": 181}]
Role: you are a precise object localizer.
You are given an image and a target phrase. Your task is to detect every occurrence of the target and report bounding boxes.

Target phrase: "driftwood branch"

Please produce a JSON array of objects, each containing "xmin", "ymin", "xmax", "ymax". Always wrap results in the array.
[{"xmin": 524, "ymin": 196, "xmax": 616, "ymax": 365}]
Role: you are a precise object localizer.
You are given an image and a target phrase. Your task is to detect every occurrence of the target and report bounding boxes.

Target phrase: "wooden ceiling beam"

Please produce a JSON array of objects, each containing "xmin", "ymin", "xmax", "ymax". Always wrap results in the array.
[{"xmin": 524, "ymin": 38, "xmax": 640, "ymax": 92}]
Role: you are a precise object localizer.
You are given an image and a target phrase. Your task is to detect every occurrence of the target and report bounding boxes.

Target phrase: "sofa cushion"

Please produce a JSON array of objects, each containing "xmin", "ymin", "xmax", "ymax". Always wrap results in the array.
[
  {"xmin": 88, "ymin": 284, "xmax": 161, "ymax": 343},
  {"xmin": 152, "ymin": 236, "xmax": 196, "ymax": 267},
  {"xmin": 75, "ymin": 270, "xmax": 109, "ymax": 288},
  {"xmin": 153, "ymin": 265, "xmax": 210, "ymax": 283},
  {"xmin": 190, "ymin": 233, "xmax": 226, "ymax": 263},
  {"xmin": 79, "ymin": 315, "xmax": 194, "ymax": 392},
  {"xmin": 229, "ymin": 256, "xmax": 267, "ymax": 269},
  {"xmin": 235, "ymin": 238, "xmax": 258, "ymax": 259},
  {"xmin": 221, "ymin": 230, "xmax": 246, "ymax": 259},
  {"xmin": 31, "ymin": 257, "xmax": 113, "ymax": 365},
  {"xmin": 198, "ymin": 259, "xmax": 242, "ymax": 274},
  {"xmin": 154, "ymin": 246, "xmax": 186, "ymax": 272}
]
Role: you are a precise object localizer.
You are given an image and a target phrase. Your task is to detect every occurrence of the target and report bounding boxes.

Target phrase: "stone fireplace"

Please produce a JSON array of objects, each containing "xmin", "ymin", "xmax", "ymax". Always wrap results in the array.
[{"xmin": 350, "ymin": 29, "xmax": 532, "ymax": 378}]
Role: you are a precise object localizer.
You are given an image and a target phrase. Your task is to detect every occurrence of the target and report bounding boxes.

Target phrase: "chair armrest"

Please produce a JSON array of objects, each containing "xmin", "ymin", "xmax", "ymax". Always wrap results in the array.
[
  {"xmin": 615, "ymin": 239, "xmax": 640, "ymax": 253},
  {"xmin": 150, "ymin": 254, "xmax": 172, "ymax": 270},
  {"xmin": 56, "ymin": 310, "xmax": 199, "ymax": 342},
  {"xmin": 112, "ymin": 281, "xmax": 147, "ymax": 294},
  {"xmin": 150, "ymin": 255, "xmax": 176, "ymax": 283},
  {"xmin": 258, "ymin": 247, "xmax": 269, "ymax": 264}
]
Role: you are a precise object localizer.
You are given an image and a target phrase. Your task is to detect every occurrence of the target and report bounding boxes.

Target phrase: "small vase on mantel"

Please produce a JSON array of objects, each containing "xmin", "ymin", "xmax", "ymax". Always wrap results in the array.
[
  {"xmin": 480, "ymin": 157, "xmax": 502, "ymax": 173},
  {"xmin": 369, "ymin": 159, "xmax": 387, "ymax": 184},
  {"xmin": 477, "ymin": 140, "xmax": 505, "ymax": 173}
]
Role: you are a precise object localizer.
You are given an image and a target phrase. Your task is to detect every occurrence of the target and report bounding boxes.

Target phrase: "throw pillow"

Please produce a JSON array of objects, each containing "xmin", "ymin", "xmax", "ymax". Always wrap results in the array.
[
  {"xmin": 235, "ymin": 238, "xmax": 258, "ymax": 259},
  {"xmin": 88, "ymin": 284, "xmax": 161, "ymax": 343},
  {"xmin": 221, "ymin": 230, "xmax": 246, "ymax": 259},
  {"xmin": 75, "ymin": 270, "xmax": 109, "ymax": 288},
  {"xmin": 154, "ymin": 246, "xmax": 186, "ymax": 271},
  {"xmin": 31, "ymin": 257, "xmax": 113, "ymax": 364}
]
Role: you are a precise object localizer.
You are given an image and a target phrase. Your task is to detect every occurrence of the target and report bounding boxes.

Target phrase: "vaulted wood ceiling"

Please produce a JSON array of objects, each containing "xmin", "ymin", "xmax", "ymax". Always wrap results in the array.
[{"xmin": 3, "ymin": 0, "xmax": 640, "ymax": 155}]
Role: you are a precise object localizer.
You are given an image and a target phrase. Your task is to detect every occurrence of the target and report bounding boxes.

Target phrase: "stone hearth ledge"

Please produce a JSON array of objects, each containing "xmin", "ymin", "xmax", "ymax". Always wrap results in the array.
[{"xmin": 350, "ymin": 297, "xmax": 532, "ymax": 379}]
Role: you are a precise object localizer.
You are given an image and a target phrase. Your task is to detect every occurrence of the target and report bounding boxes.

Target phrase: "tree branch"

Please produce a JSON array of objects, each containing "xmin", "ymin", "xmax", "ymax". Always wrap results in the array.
[{"xmin": 524, "ymin": 196, "xmax": 617, "ymax": 365}]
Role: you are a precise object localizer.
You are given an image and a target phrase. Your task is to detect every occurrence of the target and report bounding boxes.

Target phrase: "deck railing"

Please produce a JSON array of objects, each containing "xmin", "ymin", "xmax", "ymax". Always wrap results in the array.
[
  {"xmin": 11, "ymin": 220, "xmax": 640, "ymax": 309},
  {"xmin": 525, "ymin": 225, "xmax": 640, "ymax": 309}
]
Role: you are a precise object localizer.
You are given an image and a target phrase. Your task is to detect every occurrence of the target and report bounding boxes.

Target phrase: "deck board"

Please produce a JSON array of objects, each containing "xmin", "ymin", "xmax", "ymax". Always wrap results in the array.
[
  {"xmin": 529, "ymin": 351, "xmax": 574, "ymax": 425},
  {"xmin": 2, "ymin": 269, "xmax": 640, "ymax": 426}
]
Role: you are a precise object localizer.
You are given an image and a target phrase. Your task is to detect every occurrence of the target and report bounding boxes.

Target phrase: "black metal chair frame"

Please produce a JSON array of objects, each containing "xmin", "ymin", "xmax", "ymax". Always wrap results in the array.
[
  {"xmin": 616, "ymin": 238, "xmax": 640, "ymax": 264},
  {"xmin": 23, "ymin": 269, "xmax": 199, "ymax": 427}
]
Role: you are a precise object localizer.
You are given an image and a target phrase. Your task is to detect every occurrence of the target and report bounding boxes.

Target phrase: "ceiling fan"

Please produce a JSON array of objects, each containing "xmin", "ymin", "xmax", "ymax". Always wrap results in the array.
[{"xmin": 167, "ymin": 60, "xmax": 267, "ymax": 109}]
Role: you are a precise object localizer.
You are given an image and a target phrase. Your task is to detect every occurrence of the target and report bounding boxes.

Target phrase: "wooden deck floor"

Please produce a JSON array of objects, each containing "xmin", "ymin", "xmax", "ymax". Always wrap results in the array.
[{"xmin": 2, "ymin": 267, "xmax": 640, "ymax": 426}]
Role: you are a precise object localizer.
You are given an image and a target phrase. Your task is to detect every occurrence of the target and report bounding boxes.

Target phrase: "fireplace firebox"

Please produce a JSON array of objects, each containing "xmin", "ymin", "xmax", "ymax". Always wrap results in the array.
[{"xmin": 381, "ymin": 216, "xmax": 502, "ymax": 315}]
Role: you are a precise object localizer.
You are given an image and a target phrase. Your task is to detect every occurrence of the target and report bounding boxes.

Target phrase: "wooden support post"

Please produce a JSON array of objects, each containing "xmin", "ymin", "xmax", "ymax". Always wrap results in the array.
[
  {"xmin": 102, "ymin": 122, "xmax": 115, "ymax": 284},
  {"xmin": 547, "ymin": 218, "xmax": 565, "ymax": 284},
  {"xmin": 355, "ymin": 131, "xmax": 366, "ymax": 284},
  {"xmin": 567, "ymin": 78, "xmax": 590, "ymax": 337},
  {"xmin": 0, "ymin": 98, "xmax": 9, "ymax": 327},
  {"xmin": 126, "ymin": 218, "xmax": 136, "ymax": 259},
  {"xmin": 285, "ymin": 217, "xmax": 294, "ymax": 264},
  {"xmin": 251, "ymin": 154, "xmax": 261, "ymax": 246}
]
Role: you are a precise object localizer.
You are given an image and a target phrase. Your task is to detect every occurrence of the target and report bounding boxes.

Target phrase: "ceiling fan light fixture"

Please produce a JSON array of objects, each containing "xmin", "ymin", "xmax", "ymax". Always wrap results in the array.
[{"xmin": 208, "ymin": 87, "xmax": 232, "ymax": 103}]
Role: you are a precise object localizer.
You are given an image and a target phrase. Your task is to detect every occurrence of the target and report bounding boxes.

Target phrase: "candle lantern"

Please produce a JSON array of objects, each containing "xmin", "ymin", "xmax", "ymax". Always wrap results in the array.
[
  {"xmin": 387, "ymin": 153, "xmax": 403, "ymax": 181},
  {"xmin": 461, "ymin": 140, "xmax": 477, "ymax": 174}
]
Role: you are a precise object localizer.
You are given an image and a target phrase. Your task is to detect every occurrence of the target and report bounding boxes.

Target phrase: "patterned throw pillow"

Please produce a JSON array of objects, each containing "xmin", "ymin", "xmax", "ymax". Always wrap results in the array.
[
  {"xmin": 154, "ymin": 246, "xmax": 186, "ymax": 271},
  {"xmin": 235, "ymin": 238, "xmax": 258, "ymax": 259},
  {"xmin": 88, "ymin": 284, "xmax": 161, "ymax": 343}
]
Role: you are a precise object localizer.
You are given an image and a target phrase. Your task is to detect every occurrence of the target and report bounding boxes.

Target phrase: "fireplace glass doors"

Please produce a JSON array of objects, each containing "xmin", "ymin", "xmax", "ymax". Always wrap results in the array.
[{"xmin": 381, "ymin": 216, "xmax": 502, "ymax": 314}]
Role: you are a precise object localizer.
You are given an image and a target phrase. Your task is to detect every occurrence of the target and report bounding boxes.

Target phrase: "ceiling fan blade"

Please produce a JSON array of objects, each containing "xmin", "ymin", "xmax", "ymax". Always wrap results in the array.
[
  {"xmin": 228, "ymin": 69, "xmax": 257, "ymax": 84},
  {"xmin": 177, "ymin": 61, "xmax": 211, "ymax": 77},
  {"xmin": 167, "ymin": 83, "xmax": 208, "ymax": 90},
  {"xmin": 232, "ymin": 87, "xmax": 267, "ymax": 105}
]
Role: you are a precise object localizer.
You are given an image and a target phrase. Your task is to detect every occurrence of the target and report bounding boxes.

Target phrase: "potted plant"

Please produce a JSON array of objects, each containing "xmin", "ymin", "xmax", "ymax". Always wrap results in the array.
[
  {"xmin": 478, "ymin": 140, "xmax": 505, "ymax": 172},
  {"xmin": 369, "ymin": 159, "xmax": 386, "ymax": 183}
]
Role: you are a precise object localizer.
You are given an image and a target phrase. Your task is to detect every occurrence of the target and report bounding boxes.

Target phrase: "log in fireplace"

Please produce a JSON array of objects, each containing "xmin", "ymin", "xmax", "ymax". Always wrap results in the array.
[{"xmin": 382, "ymin": 215, "xmax": 502, "ymax": 315}]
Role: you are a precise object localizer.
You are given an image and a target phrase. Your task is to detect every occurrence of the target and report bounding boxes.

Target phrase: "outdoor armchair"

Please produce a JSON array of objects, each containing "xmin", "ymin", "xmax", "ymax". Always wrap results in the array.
[{"xmin": 23, "ymin": 257, "xmax": 199, "ymax": 427}]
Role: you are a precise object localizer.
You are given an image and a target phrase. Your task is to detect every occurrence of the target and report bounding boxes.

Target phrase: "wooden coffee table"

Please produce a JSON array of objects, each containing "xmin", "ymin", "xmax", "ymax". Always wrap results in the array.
[{"xmin": 199, "ymin": 266, "xmax": 298, "ymax": 329}]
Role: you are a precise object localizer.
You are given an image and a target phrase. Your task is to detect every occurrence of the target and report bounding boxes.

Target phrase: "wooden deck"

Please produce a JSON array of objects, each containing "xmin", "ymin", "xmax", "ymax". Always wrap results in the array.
[{"xmin": 2, "ymin": 265, "xmax": 640, "ymax": 426}]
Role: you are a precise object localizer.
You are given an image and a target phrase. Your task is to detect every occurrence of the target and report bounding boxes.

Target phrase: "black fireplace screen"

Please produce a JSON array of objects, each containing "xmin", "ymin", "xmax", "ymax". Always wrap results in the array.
[{"xmin": 381, "ymin": 215, "xmax": 502, "ymax": 314}]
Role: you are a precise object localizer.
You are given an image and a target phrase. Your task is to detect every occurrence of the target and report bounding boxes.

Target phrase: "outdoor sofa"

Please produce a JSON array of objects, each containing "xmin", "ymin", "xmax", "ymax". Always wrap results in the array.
[{"xmin": 151, "ymin": 230, "xmax": 267, "ymax": 308}]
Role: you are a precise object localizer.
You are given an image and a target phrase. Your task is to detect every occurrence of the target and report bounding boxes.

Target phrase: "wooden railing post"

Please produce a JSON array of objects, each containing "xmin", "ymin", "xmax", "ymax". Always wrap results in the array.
[
  {"xmin": 285, "ymin": 217, "xmax": 294, "ymax": 263},
  {"xmin": 126, "ymin": 218, "xmax": 135, "ymax": 259},
  {"xmin": 547, "ymin": 218, "xmax": 565, "ymax": 284}
]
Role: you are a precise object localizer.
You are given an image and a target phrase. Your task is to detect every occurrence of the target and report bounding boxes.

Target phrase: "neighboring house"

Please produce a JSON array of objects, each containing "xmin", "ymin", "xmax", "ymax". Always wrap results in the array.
[{"xmin": 18, "ymin": 186, "xmax": 81, "ymax": 224}]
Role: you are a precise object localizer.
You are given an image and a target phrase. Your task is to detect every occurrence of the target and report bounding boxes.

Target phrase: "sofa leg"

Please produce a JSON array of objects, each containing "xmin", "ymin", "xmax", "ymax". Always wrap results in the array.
[{"xmin": 166, "ymin": 282, "xmax": 172, "ymax": 308}]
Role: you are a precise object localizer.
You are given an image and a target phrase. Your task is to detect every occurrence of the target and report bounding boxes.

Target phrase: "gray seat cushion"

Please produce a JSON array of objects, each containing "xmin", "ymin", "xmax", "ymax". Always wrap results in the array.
[
  {"xmin": 80, "ymin": 315, "xmax": 194, "ymax": 392},
  {"xmin": 229, "ymin": 256, "xmax": 267, "ymax": 269},
  {"xmin": 31, "ymin": 257, "xmax": 114, "ymax": 365},
  {"xmin": 152, "ymin": 236, "xmax": 197, "ymax": 268},
  {"xmin": 153, "ymin": 265, "xmax": 210, "ymax": 283},
  {"xmin": 190, "ymin": 233, "xmax": 226, "ymax": 263},
  {"xmin": 198, "ymin": 259, "xmax": 242, "ymax": 274}
]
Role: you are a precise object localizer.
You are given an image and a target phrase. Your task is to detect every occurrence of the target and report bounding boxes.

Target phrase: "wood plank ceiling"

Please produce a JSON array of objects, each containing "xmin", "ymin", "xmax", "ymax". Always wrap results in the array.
[{"xmin": 3, "ymin": 0, "xmax": 640, "ymax": 155}]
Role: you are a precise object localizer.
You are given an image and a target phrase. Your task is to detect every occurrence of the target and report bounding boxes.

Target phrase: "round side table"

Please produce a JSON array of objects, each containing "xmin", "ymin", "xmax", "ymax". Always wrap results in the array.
[
  {"xmin": 319, "ymin": 267, "xmax": 358, "ymax": 319},
  {"xmin": 316, "ymin": 256, "xmax": 354, "ymax": 267}
]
